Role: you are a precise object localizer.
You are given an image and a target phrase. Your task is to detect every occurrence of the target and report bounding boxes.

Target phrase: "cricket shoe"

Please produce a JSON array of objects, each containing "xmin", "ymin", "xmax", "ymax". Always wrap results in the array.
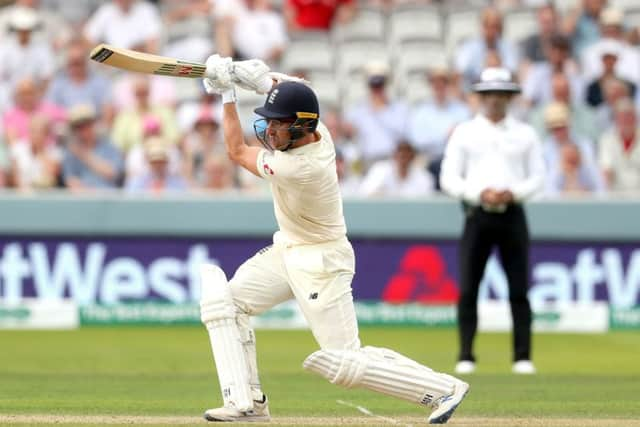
[
  {"xmin": 427, "ymin": 377, "xmax": 469, "ymax": 424},
  {"xmin": 512, "ymin": 360, "xmax": 536, "ymax": 375},
  {"xmin": 204, "ymin": 395, "xmax": 270, "ymax": 422}
]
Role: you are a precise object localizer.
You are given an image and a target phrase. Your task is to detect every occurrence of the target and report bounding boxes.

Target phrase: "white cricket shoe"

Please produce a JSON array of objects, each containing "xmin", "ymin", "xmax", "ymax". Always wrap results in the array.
[
  {"xmin": 454, "ymin": 360, "xmax": 476, "ymax": 375},
  {"xmin": 428, "ymin": 377, "xmax": 470, "ymax": 424},
  {"xmin": 512, "ymin": 360, "xmax": 536, "ymax": 375},
  {"xmin": 204, "ymin": 396, "xmax": 271, "ymax": 422}
]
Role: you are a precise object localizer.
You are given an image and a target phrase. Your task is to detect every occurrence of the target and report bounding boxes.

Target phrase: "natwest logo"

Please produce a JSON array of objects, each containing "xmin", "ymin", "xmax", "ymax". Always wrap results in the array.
[{"xmin": 383, "ymin": 245, "xmax": 459, "ymax": 304}]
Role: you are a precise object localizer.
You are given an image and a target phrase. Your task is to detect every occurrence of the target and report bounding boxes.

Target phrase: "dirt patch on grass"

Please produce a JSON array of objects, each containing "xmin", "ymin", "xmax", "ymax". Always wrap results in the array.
[{"xmin": 1, "ymin": 415, "xmax": 640, "ymax": 426}]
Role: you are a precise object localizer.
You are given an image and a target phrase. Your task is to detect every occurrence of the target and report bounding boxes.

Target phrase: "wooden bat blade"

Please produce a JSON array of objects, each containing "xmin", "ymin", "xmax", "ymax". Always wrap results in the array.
[{"xmin": 89, "ymin": 44, "xmax": 206, "ymax": 78}]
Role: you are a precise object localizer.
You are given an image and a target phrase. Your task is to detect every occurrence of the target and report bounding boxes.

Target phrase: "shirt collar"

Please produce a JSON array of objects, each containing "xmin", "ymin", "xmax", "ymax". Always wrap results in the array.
[{"xmin": 476, "ymin": 113, "xmax": 511, "ymax": 129}]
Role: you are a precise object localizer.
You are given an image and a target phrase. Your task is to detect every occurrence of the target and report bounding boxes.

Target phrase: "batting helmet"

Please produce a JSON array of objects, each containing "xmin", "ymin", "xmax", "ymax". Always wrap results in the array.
[{"xmin": 253, "ymin": 81, "xmax": 320, "ymax": 150}]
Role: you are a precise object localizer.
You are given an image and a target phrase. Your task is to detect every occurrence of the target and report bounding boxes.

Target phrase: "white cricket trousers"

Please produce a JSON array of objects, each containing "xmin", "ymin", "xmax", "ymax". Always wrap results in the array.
[{"xmin": 229, "ymin": 236, "xmax": 361, "ymax": 351}]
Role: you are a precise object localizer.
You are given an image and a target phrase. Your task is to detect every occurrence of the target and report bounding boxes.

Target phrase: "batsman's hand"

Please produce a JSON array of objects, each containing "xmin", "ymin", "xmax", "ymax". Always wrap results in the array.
[
  {"xmin": 231, "ymin": 59, "xmax": 273, "ymax": 94},
  {"xmin": 203, "ymin": 54, "xmax": 234, "ymax": 94}
]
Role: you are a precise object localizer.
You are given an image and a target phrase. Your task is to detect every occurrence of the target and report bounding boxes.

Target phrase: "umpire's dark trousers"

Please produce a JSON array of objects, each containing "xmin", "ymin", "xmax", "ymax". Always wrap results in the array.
[{"xmin": 457, "ymin": 203, "xmax": 532, "ymax": 362}]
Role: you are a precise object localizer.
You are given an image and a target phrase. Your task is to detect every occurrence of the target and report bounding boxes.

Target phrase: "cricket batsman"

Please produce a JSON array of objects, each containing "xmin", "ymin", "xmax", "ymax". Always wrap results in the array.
[{"xmin": 197, "ymin": 55, "xmax": 469, "ymax": 424}]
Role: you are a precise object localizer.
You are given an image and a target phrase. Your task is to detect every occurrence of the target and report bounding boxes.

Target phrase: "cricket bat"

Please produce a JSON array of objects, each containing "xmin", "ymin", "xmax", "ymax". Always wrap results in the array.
[{"xmin": 89, "ymin": 43, "xmax": 207, "ymax": 78}]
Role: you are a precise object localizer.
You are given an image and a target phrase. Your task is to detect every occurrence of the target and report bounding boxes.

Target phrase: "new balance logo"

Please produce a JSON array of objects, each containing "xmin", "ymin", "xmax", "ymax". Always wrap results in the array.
[
  {"xmin": 420, "ymin": 393, "xmax": 434, "ymax": 405},
  {"xmin": 309, "ymin": 292, "xmax": 318, "ymax": 300}
]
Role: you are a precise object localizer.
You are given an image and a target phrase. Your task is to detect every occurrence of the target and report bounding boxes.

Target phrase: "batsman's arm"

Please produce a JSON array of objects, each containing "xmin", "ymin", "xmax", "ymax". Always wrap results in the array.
[{"xmin": 222, "ymin": 101, "xmax": 261, "ymax": 177}]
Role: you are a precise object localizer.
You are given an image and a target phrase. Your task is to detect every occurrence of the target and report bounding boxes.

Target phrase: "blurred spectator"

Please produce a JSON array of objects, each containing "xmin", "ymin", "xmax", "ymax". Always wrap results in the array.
[
  {"xmin": 40, "ymin": 0, "xmax": 102, "ymax": 26},
  {"xmin": 46, "ymin": 39, "xmax": 113, "ymax": 120},
  {"xmin": 84, "ymin": 0, "xmax": 162, "ymax": 52},
  {"xmin": 595, "ymin": 77, "xmax": 632, "ymax": 133},
  {"xmin": 124, "ymin": 116, "xmax": 182, "ymax": 187},
  {"xmin": 0, "ymin": 0, "xmax": 71, "ymax": 50},
  {"xmin": 111, "ymin": 72, "xmax": 177, "ymax": 111},
  {"xmin": 455, "ymin": 7, "xmax": 519, "ymax": 90},
  {"xmin": 408, "ymin": 65, "xmax": 471, "ymax": 166},
  {"xmin": 530, "ymin": 73, "xmax": 599, "ymax": 143},
  {"xmin": 360, "ymin": 141, "xmax": 434, "ymax": 197},
  {"xmin": 343, "ymin": 61, "xmax": 409, "ymax": 167},
  {"xmin": 160, "ymin": 0, "xmax": 214, "ymax": 63},
  {"xmin": 0, "ymin": 139, "xmax": 9, "ymax": 187},
  {"xmin": 564, "ymin": 0, "xmax": 606, "ymax": 56},
  {"xmin": 581, "ymin": 7, "xmax": 640, "ymax": 85},
  {"xmin": 598, "ymin": 98, "xmax": 640, "ymax": 193},
  {"xmin": 585, "ymin": 41, "xmax": 636, "ymax": 108},
  {"xmin": 62, "ymin": 104, "xmax": 124, "ymax": 191},
  {"xmin": 283, "ymin": 0, "xmax": 355, "ymax": 32},
  {"xmin": 126, "ymin": 136, "xmax": 188, "ymax": 193},
  {"xmin": 0, "ymin": 6, "xmax": 56, "ymax": 88},
  {"xmin": 335, "ymin": 147, "xmax": 361, "ymax": 197},
  {"xmin": 522, "ymin": 34, "xmax": 584, "ymax": 107},
  {"xmin": 177, "ymin": 89, "xmax": 221, "ymax": 134},
  {"xmin": 200, "ymin": 153, "xmax": 236, "ymax": 191},
  {"xmin": 2, "ymin": 78, "xmax": 65, "ymax": 145},
  {"xmin": 542, "ymin": 102, "xmax": 604, "ymax": 195},
  {"xmin": 521, "ymin": 3, "xmax": 560, "ymax": 64},
  {"xmin": 181, "ymin": 107, "xmax": 224, "ymax": 185},
  {"xmin": 215, "ymin": 0, "xmax": 287, "ymax": 64},
  {"xmin": 549, "ymin": 143, "xmax": 604, "ymax": 195},
  {"xmin": 9, "ymin": 115, "xmax": 62, "ymax": 190},
  {"xmin": 111, "ymin": 76, "xmax": 179, "ymax": 153}
]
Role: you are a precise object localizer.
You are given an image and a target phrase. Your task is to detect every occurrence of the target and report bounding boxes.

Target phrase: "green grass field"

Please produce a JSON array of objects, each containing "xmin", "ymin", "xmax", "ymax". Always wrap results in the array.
[{"xmin": 1, "ymin": 326, "xmax": 639, "ymax": 427}]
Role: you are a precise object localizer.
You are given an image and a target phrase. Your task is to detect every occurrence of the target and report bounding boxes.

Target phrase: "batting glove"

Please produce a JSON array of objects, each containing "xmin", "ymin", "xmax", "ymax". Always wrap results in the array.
[
  {"xmin": 203, "ymin": 54, "xmax": 234, "ymax": 94},
  {"xmin": 231, "ymin": 59, "xmax": 273, "ymax": 94}
]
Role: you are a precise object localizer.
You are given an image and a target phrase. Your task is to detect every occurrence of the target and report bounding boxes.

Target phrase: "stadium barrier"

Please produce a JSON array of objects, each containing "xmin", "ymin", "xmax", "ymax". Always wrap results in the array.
[{"xmin": 0, "ymin": 194, "xmax": 639, "ymax": 330}]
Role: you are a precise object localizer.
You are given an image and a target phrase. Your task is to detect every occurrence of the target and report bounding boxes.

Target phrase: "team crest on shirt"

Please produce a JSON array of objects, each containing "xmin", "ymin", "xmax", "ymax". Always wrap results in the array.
[{"xmin": 263, "ymin": 163, "xmax": 274, "ymax": 175}]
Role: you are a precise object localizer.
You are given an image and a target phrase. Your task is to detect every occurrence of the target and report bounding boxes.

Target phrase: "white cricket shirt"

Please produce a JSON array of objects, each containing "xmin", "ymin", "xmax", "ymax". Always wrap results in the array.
[
  {"xmin": 440, "ymin": 114, "xmax": 546, "ymax": 205},
  {"xmin": 256, "ymin": 122, "xmax": 347, "ymax": 245}
]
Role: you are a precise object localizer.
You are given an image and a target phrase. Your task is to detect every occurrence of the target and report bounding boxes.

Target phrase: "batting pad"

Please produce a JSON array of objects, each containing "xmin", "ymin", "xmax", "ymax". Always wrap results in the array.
[
  {"xmin": 303, "ymin": 346, "xmax": 454, "ymax": 406},
  {"xmin": 200, "ymin": 264, "xmax": 253, "ymax": 411}
]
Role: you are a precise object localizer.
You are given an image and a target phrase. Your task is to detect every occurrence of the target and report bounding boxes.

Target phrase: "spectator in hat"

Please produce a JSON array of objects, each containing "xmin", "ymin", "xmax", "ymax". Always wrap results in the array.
[
  {"xmin": 360, "ymin": 140, "xmax": 434, "ymax": 198},
  {"xmin": 126, "ymin": 136, "xmax": 188, "ymax": 194},
  {"xmin": 585, "ymin": 41, "xmax": 636, "ymax": 108},
  {"xmin": 581, "ymin": 7, "xmax": 640, "ymax": 86},
  {"xmin": 62, "ymin": 104, "xmax": 124, "ymax": 191},
  {"xmin": 598, "ymin": 98, "xmax": 640, "ymax": 193},
  {"xmin": 0, "ymin": 0, "xmax": 71, "ymax": 50},
  {"xmin": 440, "ymin": 67, "xmax": 545, "ymax": 376},
  {"xmin": 454, "ymin": 7, "xmax": 519, "ymax": 91},
  {"xmin": 541, "ymin": 102, "xmax": 604, "ymax": 196},
  {"xmin": 343, "ymin": 61, "xmax": 409, "ymax": 168},
  {"xmin": 124, "ymin": 115, "xmax": 183, "ymax": 188},
  {"xmin": 529, "ymin": 73, "xmax": 599, "ymax": 144},
  {"xmin": 0, "ymin": 6, "xmax": 55, "ymax": 88}
]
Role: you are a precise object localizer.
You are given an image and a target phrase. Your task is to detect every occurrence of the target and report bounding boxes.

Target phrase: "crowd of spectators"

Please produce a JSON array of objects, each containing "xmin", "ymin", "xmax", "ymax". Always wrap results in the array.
[{"xmin": 0, "ymin": 0, "xmax": 638, "ymax": 198}]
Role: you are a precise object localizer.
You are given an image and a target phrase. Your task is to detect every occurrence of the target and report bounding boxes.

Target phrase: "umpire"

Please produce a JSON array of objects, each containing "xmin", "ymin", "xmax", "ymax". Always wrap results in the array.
[{"xmin": 440, "ymin": 67, "xmax": 545, "ymax": 375}]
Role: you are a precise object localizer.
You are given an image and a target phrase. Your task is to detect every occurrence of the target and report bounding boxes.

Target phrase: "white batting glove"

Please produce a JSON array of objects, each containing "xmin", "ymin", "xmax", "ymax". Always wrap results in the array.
[
  {"xmin": 203, "ymin": 54, "xmax": 234, "ymax": 94},
  {"xmin": 231, "ymin": 59, "xmax": 273, "ymax": 94}
]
